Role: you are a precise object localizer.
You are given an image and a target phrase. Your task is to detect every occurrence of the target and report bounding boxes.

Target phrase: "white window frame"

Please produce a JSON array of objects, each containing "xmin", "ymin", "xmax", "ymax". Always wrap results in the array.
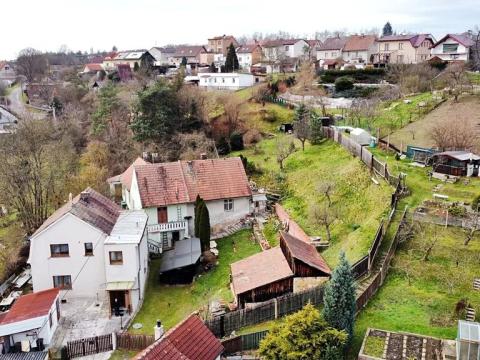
[{"xmin": 224, "ymin": 199, "xmax": 234, "ymax": 212}]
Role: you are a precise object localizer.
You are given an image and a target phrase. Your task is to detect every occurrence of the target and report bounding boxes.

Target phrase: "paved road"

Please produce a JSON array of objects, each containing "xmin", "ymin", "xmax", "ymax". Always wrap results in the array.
[{"xmin": 7, "ymin": 85, "xmax": 47, "ymax": 120}]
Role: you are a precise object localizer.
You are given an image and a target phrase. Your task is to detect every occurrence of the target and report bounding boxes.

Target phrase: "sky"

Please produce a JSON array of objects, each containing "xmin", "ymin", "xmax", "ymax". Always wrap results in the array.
[{"xmin": 1, "ymin": 0, "xmax": 479, "ymax": 60}]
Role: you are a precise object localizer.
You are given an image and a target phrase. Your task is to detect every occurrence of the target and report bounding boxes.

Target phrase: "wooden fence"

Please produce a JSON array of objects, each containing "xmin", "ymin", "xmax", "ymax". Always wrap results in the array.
[
  {"xmin": 222, "ymin": 330, "xmax": 269, "ymax": 354},
  {"xmin": 66, "ymin": 334, "xmax": 113, "ymax": 359},
  {"xmin": 205, "ymin": 285, "xmax": 324, "ymax": 338},
  {"xmin": 116, "ymin": 332, "xmax": 155, "ymax": 351}
]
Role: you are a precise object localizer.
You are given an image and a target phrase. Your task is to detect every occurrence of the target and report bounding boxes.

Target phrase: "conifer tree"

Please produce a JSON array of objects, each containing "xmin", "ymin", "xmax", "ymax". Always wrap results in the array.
[
  {"xmin": 194, "ymin": 195, "xmax": 202, "ymax": 237},
  {"xmin": 310, "ymin": 112, "xmax": 324, "ymax": 145},
  {"xmin": 382, "ymin": 22, "xmax": 393, "ymax": 36},
  {"xmin": 323, "ymin": 252, "xmax": 356, "ymax": 341},
  {"xmin": 293, "ymin": 103, "xmax": 311, "ymax": 151},
  {"xmin": 198, "ymin": 201, "xmax": 211, "ymax": 251},
  {"xmin": 225, "ymin": 43, "xmax": 239, "ymax": 72}
]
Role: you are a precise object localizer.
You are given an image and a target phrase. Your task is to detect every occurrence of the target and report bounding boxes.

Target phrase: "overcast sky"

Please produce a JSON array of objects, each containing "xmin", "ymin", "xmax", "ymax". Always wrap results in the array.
[{"xmin": 1, "ymin": 0, "xmax": 479, "ymax": 60}]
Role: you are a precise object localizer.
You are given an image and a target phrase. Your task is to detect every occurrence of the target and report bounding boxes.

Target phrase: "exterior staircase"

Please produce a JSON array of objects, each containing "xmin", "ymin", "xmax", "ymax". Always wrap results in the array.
[
  {"xmin": 211, "ymin": 220, "xmax": 252, "ymax": 240},
  {"xmin": 466, "ymin": 307, "xmax": 476, "ymax": 322},
  {"xmin": 473, "ymin": 278, "xmax": 480, "ymax": 291},
  {"xmin": 355, "ymin": 253, "xmax": 388, "ymax": 297}
]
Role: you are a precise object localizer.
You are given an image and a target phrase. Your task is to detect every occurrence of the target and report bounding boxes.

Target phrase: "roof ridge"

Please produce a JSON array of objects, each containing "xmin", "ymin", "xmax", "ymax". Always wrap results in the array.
[{"xmin": 178, "ymin": 160, "xmax": 190, "ymax": 203}]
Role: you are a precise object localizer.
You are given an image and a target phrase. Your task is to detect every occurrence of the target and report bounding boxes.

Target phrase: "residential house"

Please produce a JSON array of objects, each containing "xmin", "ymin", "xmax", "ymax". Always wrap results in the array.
[
  {"xmin": 110, "ymin": 50, "xmax": 155, "ymax": 70},
  {"xmin": 107, "ymin": 157, "xmax": 149, "ymax": 204},
  {"xmin": 342, "ymin": 35, "xmax": 377, "ymax": 64},
  {"xmin": 28, "ymin": 188, "xmax": 149, "ymax": 315},
  {"xmin": 262, "ymin": 39, "xmax": 310, "ymax": 62},
  {"xmin": 114, "ymin": 157, "xmax": 252, "ymax": 254},
  {"xmin": 0, "ymin": 288, "xmax": 60, "ymax": 354},
  {"xmin": 198, "ymin": 73, "xmax": 255, "ymax": 90},
  {"xmin": 134, "ymin": 314, "xmax": 224, "ymax": 360},
  {"xmin": 374, "ymin": 34, "xmax": 435, "ymax": 64},
  {"xmin": 231, "ymin": 232, "xmax": 330, "ymax": 308},
  {"xmin": 82, "ymin": 63, "xmax": 104, "ymax": 74},
  {"xmin": 430, "ymin": 33, "xmax": 475, "ymax": 62},
  {"xmin": 0, "ymin": 62, "xmax": 16, "ymax": 86},
  {"xmin": 430, "ymin": 151, "xmax": 480, "ymax": 177},
  {"xmin": 171, "ymin": 46, "xmax": 208, "ymax": 67},
  {"xmin": 236, "ymin": 44, "xmax": 263, "ymax": 70},
  {"xmin": 316, "ymin": 36, "xmax": 347, "ymax": 61},
  {"xmin": 102, "ymin": 51, "xmax": 118, "ymax": 71},
  {"xmin": 148, "ymin": 47, "xmax": 176, "ymax": 66},
  {"xmin": 207, "ymin": 35, "xmax": 239, "ymax": 56}
]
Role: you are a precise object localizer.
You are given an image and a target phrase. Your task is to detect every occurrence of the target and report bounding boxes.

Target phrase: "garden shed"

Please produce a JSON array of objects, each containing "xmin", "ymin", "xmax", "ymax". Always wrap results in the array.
[
  {"xmin": 350, "ymin": 128, "xmax": 372, "ymax": 145},
  {"xmin": 431, "ymin": 151, "xmax": 480, "ymax": 177},
  {"xmin": 279, "ymin": 232, "xmax": 331, "ymax": 277},
  {"xmin": 230, "ymin": 247, "xmax": 293, "ymax": 308},
  {"xmin": 457, "ymin": 320, "xmax": 480, "ymax": 360}
]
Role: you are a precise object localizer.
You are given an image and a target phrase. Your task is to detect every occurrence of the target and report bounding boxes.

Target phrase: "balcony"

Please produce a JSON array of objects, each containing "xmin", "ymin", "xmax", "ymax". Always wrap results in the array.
[{"xmin": 147, "ymin": 221, "xmax": 187, "ymax": 233}]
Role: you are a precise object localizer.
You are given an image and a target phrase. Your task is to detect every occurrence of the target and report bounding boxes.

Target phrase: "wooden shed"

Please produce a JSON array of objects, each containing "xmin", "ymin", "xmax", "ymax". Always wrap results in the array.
[
  {"xmin": 431, "ymin": 151, "xmax": 480, "ymax": 177},
  {"xmin": 279, "ymin": 232, "xmax": 331, "ymax": 277},
  {"xmin": 230, "ymin": 247, "xmax": 294, "ymax": 308}
]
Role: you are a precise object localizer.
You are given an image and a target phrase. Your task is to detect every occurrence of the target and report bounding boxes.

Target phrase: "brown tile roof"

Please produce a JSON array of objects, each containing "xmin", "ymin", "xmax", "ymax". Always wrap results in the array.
[
  {"xmin": 231, "ymin": 247, "xmax": 293, "ymax": 295},
  {"xmin": 208, "ymin": 35, "xmax": 236, "ymax": 41},
  {"xmin": 280, "ymin": 232, "xmax": 331, "ymax": 275},
  {"xmin": 343, "ymin": 35, "xmax": 377, "ymax": 52},
  {"xmin": 434, "ymin": 33, "xmax": 475, "ymax": 48},
  {"xmin": 84, "ymin": 63, "xmax": 103, "ymax": 72},
  {"xmin": 318, "ymin": 37, "xmax": 347, "ymax": 51},
  {"xmin": 33, "ymin": 187, "xmax": 121, "ymax": 236},
  {"xmin": 135, "ymin": 314, "xmax": 223, "ymax": 360},
  {"xmin": 134, "ymin": 158, "xmax": 252, "ymax": 208},
  {"xmin": 107, "ymin": 157, "xmax": 148, "ymax": 190},
  {"xmin": 237, "ymin": 44, "xmax": 261, "ymax": 53},
  {"xmin": 0, "ymin": 288, "xmax": 59, "ymax": 325},
  {"xmin": 262, "ymin": 39, "xmax": 306, "ymax": 47},
  {"xmin": 173, "ymin": 46, "xmax": 207, "ymax": 58}
]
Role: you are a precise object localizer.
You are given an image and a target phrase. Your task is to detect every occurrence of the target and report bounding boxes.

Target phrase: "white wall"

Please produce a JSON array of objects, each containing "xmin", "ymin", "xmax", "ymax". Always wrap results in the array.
[
  {"xmin": 316, "ymin": 50, "xmax": 341, "ymax": 60},
  {"xmin": 198, "ymin": 74, "xmax": 254, "ymax": 90},
  {"xmin": 128, "ymin": 171, "xmax": 143, "ymax": 210},
  {"xmin": 205, "ymin": 197, "xmax": 251, "ymax": 227},
  {"xmin": 238, "ymin": 53, "xmax": 252, "ymax": 69},
  {"xmin": 29, "ymin": 214, "xmax": 107, "ymax": 300},
  {"xmin": 431, "ymin": 39, "xmax": 470, "ymax": 61}
]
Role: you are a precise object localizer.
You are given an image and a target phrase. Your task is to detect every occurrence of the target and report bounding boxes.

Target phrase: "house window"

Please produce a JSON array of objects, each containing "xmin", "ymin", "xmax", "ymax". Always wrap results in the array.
[
  {"xmin": 49, "ymin": 312, "xmax": 53, "ymax": 328},
  {"xmin": 443, "ymin": 43, "xmax": 458, "ymax": 53},
  {"xmin": 222, "ymin": 78, "xmax": 225, "ymax": 83},
  {"xmin": 109, "ymin": 251, "xmax": 123, "ymax": 265},
  {"xmin": 53, "ymin": 275, "xmax": 72, "ymax": 290},
  {"xmin": 224, "ymin": 199, "xmax": 234, "ymax": 212},
  {"xmin": 84, "ymin": 243, "xmax": 93, "ymax": 256},
  {"xmin": 397, "ymin": 55, "xmax": 404, "ymax": 63},
  {"xmin": 398, "ymin": 42, "xmax": 403, "ymax": 50},
  {"xmin": 157, "ymin": 207, "xmax": 168, "ymax": 223},
  {"xmin": 285, "ymin": 46, "xmax": 289, "ymax": 51},
  {"xmin": 232, "ymin": 78, "xmax": 235, "ymax": 83},
  {"xmin": 384, "ymin": 44, "xmax": 389, "ymax": 51},
  {"xmin": 50, "ymin": 244, "xmax": 69, "ymax": 257}
]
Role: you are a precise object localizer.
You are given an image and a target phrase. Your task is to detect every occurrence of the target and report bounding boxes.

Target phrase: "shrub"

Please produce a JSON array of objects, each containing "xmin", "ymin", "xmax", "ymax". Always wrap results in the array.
[
  {"xmin": 229, "ymin": 132, "xmax": 244, "ymax": 151},
  {"xmin": 335, "ymin": 76, "xmax": 354, "ymax": 92},
  {"xmin": 216, "ymin": 137, "xmax": 230, "ymax": 155},
  {"xmin": 319, "ymin": 68, "xmax": 386, "ymax": 83},
  {"xmin": 472, "ymin": 195, "xmax": 480, "ymax": 211},
  {"xmin": 449, "ymin": 205, "xmax": 466, "ymax": 217},
  {"xmin": 243, "ymin": 129, "xmax": 262, "ymax": 146}
]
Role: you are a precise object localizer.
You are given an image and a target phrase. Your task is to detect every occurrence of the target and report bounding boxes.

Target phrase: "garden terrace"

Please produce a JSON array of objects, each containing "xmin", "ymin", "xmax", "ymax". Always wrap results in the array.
[{"xmin": 358, "ymin": 328, "xmax": 445, "ymax": 360}]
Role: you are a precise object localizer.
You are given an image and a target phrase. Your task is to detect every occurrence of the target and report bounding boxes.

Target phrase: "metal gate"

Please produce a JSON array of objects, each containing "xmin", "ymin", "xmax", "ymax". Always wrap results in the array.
[{"xmin": 66, "ymin": 333, "xmax": 113, "ymax": 359}]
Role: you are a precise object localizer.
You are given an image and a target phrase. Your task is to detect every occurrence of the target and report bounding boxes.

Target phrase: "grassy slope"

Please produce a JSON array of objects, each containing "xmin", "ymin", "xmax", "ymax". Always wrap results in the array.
[
  {"xmin": 130, "ymin": 230, "xmax": 260, "ymax": 334},
  {"xmin": 235, "ymin": 137, "xmax": 391, "ymax": 267}
]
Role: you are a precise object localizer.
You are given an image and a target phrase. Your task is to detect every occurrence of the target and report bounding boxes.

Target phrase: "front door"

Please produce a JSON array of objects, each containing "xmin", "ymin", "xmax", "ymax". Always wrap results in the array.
[
  {"xmin": 157, "ymin": 207, "xmax": 168, "ymax": 223},
  {"xmin": 172, "ymin": 231, "xmax": 180, "ymax": 243},
  {"xmin": 109, "ymin": 290, "xmax": 126, "ymax": 316}
]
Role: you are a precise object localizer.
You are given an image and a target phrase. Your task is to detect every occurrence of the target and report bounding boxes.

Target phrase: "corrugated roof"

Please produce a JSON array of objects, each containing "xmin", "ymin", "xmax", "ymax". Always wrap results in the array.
[
  {"xmin": 135, "ymin": 314, "xmax": 223, "ymax": 360},
  {"xmin": 33, "ymin": 187, "xmax": 121, "ymax": 237},
  {"xmin": 105, "ymin": 210, "xmax": 147, "ymax": 244},
  {"xmin": 433, "ymin": 151, "xmax": 480, "ymax": 161},
  {"xmin": 159, "ymin": 238, "xmax": 201, "ymax": 272},
  {"xmin": 0, "ymin": 288, "xmax": 59, "ymax": 325},
  {"xmin": 231, "ymin": 247, "xmax": 293, "ymax": 295},
  {"xmin": 135, "ymin": 158, "xmax": 252, "ymax": 208},
  {"xmin": 280, "ymin": 232, "xmax": 331, "ymax": 275},
  {"xmin": 0, "ymin": 352, "xmax": 48, "ymax": 360}
]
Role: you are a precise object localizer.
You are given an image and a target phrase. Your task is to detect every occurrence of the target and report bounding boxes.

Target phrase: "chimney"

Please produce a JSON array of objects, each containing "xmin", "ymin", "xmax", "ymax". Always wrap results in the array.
[
  {"xmin": 154, "ymin": 320, "xmax": 164, "ymax": 340},
  {"xmin": 80, "ymin": 191, "xmax": 90, "ymax": 203},
  {"xmin": 200, "ymin": 153, "xmax": 207, "ymax": 160}
]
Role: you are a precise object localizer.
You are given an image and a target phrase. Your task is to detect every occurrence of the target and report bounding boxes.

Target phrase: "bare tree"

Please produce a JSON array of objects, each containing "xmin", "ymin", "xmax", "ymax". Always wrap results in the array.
[
  {"xmin": 470, "ymin": 27, "xmax": 480, "ymax": 71},
  {"xmin": 309, "ymin": 203, "xmax": 338, "ymax": 243},
  {"xmin": 442, "ymin": 63, "xmax": 469, "ymax": 102},
  {"xmin": 316, "ymin": 181, "xmax": 335, "ymax": 207},
  {"xmin": 464, "ymin": 210, "xmax": 480, "ymax": 246},
  {"xmin": 276, "ymin": 137, "xmax": 296, "ymax": 170},
  {"xmin": 220, "ymin": 94, "xmax": 243, "ymax": 138},
  {"xmin": 430, "ymin": 121, "xmax": 477, "ymax": 151},
  {"xmin": 294, "ymin": 61, "xmax": 317, "ymax": 95},
  {"xmin": 413, "ymin": 222, "xmax": 438, "ymax": 261},
  {"xmin": 176, "ymin": 132, "xmax": 217, "ymax": 160},
  {"xmin": 16, "ymin": 48, "xmax": 48, "ymax": 82}
]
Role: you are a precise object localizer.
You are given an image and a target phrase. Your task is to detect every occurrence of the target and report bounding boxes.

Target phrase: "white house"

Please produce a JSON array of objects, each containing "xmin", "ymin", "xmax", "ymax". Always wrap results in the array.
[
  {"xmin": 198, "ymin": 73, "xmax": 255, "ymax": 90},
  {"xmin": 341, "ymin": 35, "xmax": 377, "ymax": 64},
  {"xmin": 0, "ymin": 288, "xmax": 60, "ymax": 353},
  {"xmin": 28, "ymin": 188, "xmax": 149, "ymax": 316},
  {"xmin": 430, "ymin": 33, "xmax": 475, "ymax": 62},
  {"xmin": 236, "ymin": 44, "xmax": 263, "ymax": 71},
  {"xmin": 262, "ymin": 39, "xmax": 309, "ymax": 61},
  {"xmin": 316, "ymin": 37, "xmax": 347, "ymax": 61},
  {"xmin": 112, "ymin": 158, "xmax": 252, "ymax": 255},
  {"xmin": 149, "ymin": 47, "xmax": 176, "ymax": 66}
]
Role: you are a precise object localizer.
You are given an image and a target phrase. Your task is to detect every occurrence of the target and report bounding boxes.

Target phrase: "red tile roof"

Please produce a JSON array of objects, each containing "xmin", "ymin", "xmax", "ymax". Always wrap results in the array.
[
  {"xmin": 173, "ymin": 46, "xmax": 207, "ymax": 58},
  {"xmin": 231, "ymin": 247, "xmax": 293, "ymax": 295},
  {"xmin": 33, "ymin": 187, "xmax": 121, "ymax": 236},
  {"xmin": 343, "ymin": 35, "xmax": 377, "ymax": 52},
  {"xmin": 0, "ymin": 288, "xmax": 59, "ymax": 325},
  {"xmin": 280, "ymin": 232, "xmax": 331, "ymax": 275},
  {"xmin": 135, "ymin": 314, "xmax": 223, "ymax": 360},
  {"xmin": 84, "ymin": 63, "xmax": 103, "ymax": 72},
  {"xmin": 107, "ymin": 157, "xmax": 148, "ymax": 190},
  {"xmin": 237, "ymin": 44, "xmax": 262, "ymax": 53},
  {"xmin": 135, "ymin": 158, "xmax": 252, "ymax": 208},
  {"xmin": 318, "ymin": 37, "xmax": 348, "ymax": 51}
]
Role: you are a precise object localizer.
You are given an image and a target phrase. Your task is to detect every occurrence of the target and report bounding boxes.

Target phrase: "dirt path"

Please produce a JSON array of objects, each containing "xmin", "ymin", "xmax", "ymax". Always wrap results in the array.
[{"xmin": 388, "ymin": 95, "xmax": 480, "ymax": 151}]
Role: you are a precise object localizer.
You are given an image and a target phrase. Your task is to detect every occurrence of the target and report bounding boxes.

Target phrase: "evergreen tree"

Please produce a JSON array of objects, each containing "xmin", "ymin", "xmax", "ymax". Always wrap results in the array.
[
  {"xmin": 323, "ymin": 252, "xmax": 356, "ymax": 341},
  {"xmin": 382, "ymin": 22, "xmax": 393, "ymax": 36},
  {"xmin": 194, "ymin": 195, "xmax": 202, "ymax": 237},
  {"xmin": 310, "ymin": 112, "xmax": 324, "ymax": 145},
  {"xmin": 259, "ymin": 303, "xmax": 347, "ymax": 359},
  {"xmin": 209, "ymin": 62, "xmax": 217, "ymax": 73},
  {"xmin": 293, "ymin": 103, "xmax": 312, "ymax": 151},
  {"xmin": 198, "ymin": 201, "xmax": 211, "ymax": 251},
  {"xmin": 225, "ymin": 43, "xmax": 239, "ymax": 72},
  {"xmin": 133, "ymin": 62, "xmax": 140, "ymax": 72},
  {"xmin": 181, "ymin": 56, "xmax": 188, "ymax": 67}
]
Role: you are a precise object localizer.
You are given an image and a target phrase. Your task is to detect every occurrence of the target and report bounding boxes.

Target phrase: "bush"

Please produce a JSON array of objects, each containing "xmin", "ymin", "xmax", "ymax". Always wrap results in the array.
[
  {"xmin": 243, "ymin": 129, "xmax": 262, "ymax": 146},
  {"xmin": 319, "ymin": 68, "xmax": 386, "ymax": 83},
  {"xmin": 216, "ymin": 137, "xmax": 231, "ymax": 155},
  {"xmin": 472, "ymin": 195, "xmax": 480, "ymax": 211},
  {"xmin": 230, "ymin": 132, "xmax": 244, "ymax": 151},
  {"xmin": 335, "ymin": 76, "xmax": 354, "ymax": 92},
  {"xmin": 449, "ymin": 205, "xmax": 466, "ymax": 217}
]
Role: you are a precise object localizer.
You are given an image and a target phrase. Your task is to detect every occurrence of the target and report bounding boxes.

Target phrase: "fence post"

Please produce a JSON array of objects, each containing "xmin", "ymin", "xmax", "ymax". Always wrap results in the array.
[
  {"xmin": 112, "ymin": 332, "xmax": 117, "ymax": 351},
  {"xmin": 274, "ymin": 298, "xmax": 278, "ymax": 319}
]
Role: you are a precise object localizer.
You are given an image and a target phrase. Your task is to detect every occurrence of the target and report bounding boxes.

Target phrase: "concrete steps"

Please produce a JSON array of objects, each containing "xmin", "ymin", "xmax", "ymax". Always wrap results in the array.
[
  {"xmin": 466, "ymin": 307, "xmax": 476, "ymax": 322},
  {"xmin": 473, "ymin": 278, "xmax": 480, "ymax": 290}
]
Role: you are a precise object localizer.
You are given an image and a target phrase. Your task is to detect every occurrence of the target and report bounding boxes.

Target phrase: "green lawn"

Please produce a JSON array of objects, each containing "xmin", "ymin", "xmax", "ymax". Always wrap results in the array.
[
  {"xmin": 235, "ymin": 137, "xmax": 391, "ymax": 267},
  {"xmin": 130, "ymin": 230, "xmax": 261, "ymax": 334},
  {"xmin": 352, "ymin": 224, "xmax": 480, "ymax": 355},
  {"xmin": 242, "ymin": 102, "xmax": 294, "ymax": 134},
  {"xmin": 109, "ymin": 350, "xmax": 138, "ymax": 360}
]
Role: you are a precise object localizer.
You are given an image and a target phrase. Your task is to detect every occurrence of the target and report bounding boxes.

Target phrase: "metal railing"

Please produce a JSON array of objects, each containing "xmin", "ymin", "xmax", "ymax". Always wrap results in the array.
[{"xmin": 147, "ymin": 220, "xmax": 187, "ymax": 233}]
